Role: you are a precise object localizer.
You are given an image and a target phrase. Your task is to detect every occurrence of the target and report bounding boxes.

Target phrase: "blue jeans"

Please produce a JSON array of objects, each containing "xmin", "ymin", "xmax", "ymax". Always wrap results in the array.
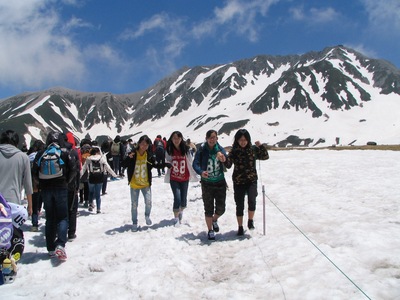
[
  {"xmin": 89, "ymin": 183, "xmax": 102, "ymax": 210},
  {"xmin": 130, "ymin": 187, "xmax": 151, "ymax": 225},
  {"xmin": 170, "ymin": 180, "xmax": 189, "ymax": 212},
  {"xmin": 41, "ymin": 188, "xmax": 68, "ymax": 251},
  {"xmin": 112, "ymin": 155, "xmax": 120, "ymax": 175}
]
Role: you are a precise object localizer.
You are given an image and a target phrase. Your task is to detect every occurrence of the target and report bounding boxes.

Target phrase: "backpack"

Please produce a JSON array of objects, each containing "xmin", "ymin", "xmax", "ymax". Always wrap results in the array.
[
  {"xmin": 88, "ymin": 159, "xmax": 104, "ymax": 184},
  {"xmin": 0, "ymin": 194, "xmax": 13, "ymax": 251},
  {"xmin": 37, "ymin": 143, "xmax": 65, "ymax": 179},
  {"xmin": 111, "ymin": 142, "xmax": 120, "ymax": 156},
  {"xmin": 155, "ymin": 139, "xmax": 164, "ymax": 150}
]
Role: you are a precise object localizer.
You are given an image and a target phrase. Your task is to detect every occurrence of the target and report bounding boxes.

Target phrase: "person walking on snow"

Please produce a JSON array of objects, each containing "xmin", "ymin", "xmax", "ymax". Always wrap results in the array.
[
  {"xmin": 225, "ymin": 129, "xmax": 269, "ymax": 236},
  {"xmin": 192, "ymin": 130, "xmax": 229, "ymax": 241},
  {"xmin": 122, "ymin": 135, "xmax": 155, "ymax": 232},
  {"xmin": 81, "ymin": 146, "xmax": 117, "ymax": 214},
  {"xmin": 32, "ymin": 131, "xmax": 77, "ymax": 261},
  {"xmin": 164, "ymin": 131, "xmax": 198, "ymax": 226}
]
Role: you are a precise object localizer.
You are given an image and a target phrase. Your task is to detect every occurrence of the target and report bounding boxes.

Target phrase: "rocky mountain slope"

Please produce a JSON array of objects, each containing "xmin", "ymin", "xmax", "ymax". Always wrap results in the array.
[{"xmin": 0, "ymin": 45, "xmax": 399, "ymax": 147}]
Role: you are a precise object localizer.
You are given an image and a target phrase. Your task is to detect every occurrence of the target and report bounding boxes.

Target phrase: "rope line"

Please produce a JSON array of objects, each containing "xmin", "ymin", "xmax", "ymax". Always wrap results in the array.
[
  {"xmin": 257, "ymin": 160, "xmax": 371, "ymax": 299},
  {"xmin": 265, "ymin": 194, "xmax": 371, "ymax": 299}
]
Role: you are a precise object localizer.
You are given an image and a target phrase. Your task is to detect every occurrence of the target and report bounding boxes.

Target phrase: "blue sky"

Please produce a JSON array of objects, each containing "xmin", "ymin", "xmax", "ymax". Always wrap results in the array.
[{"xmin": 0, "ymin": 0, "xmax": 399, "ymax": 100}]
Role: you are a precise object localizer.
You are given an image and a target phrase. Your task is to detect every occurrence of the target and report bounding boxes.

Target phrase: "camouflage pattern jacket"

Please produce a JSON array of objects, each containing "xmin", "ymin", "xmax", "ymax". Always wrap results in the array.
[{"xmin": 226, "ymin": 145, "xmax": 269, "ymax": 185}]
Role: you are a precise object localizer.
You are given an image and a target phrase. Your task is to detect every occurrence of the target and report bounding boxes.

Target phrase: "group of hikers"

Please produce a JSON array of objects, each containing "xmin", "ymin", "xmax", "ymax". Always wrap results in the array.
[{"xmin": 0, "ymin": 127, "xmax": 269, "ymax": 282}]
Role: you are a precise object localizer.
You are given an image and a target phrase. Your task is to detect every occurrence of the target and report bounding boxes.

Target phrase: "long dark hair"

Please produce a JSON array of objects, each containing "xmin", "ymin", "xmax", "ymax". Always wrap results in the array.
[
  {"xmin": 166, "ymin": 131, "xmax": 188, "ymax": 156},
  {"xmin": 135, "ymin": 135, "xmax": 152, "ymax": 151},
  {"xmin": 232, "ymin": 129, "xmax": 252, "ymax": 149}
]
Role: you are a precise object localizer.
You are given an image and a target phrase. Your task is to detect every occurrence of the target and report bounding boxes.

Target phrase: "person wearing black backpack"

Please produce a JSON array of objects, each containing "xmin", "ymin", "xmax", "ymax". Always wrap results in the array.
[
  {"xmin": 32, "ymin": 131, "xmax": 77, "ymax": 261},
  {"xmin": 80, "ymin": 146, "xmax": 117, "ymax": 214}
]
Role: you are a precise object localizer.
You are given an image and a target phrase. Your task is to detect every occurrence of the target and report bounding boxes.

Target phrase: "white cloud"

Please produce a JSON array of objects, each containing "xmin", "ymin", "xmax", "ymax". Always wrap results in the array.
[
  {"xmin": 0, "ymin": 0, "xmax": 86, "ymax": 90},
  {"xmin": 119, "ymin": 12, "xmax": 187, "ymax": 77},
  {"xmin": 120, "ymin": 13, "xmax": 186, "ymax": 57},
  {"xmin": 0, "ymin": 0, "xmax": 133, "ymax": 94},
  {"xmin": 344, "ymin": 43, "xmax": 377, "ymax": 59},
  {"xmin": 289, "ymin": 6, "xmax": 340, "ymax": 24},
  {"xmin": 361, "ymin": 0, "xmax": 400, "ymax": 33},
  {"xmin": 193, "ymin": 0, "xmax": 278, "ymax": 42},
  {"xmin": 62, "ymin": 16, "xmax": 95, "ymax": 33}
]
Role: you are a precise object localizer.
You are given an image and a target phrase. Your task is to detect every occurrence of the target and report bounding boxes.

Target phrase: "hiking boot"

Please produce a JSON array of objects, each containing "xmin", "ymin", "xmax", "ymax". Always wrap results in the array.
[
  {"xmin": 248, "ymin": 219, "xmax": 255, "ymax": 230},
  {"xmin": 55, "ymin": 245, "xmax": 67, "ymax": 261},
  {"xmin": 145, "ymin": 216, "xmax": 152, "ymax": 225},
  {"xmin": 68, "ymin": 234, "xmax": 77, "ymax": 242},
  {"xmin": 131, "ymin": 224, "xmax": 138, "ymax": 232},
  {"xmin": 31, "ymin": 226, "xmax": 39, "ymax": 232},
  {"xmin": 48, "ymin": 251, "xmax": 56, "ymax": 258},
  {"xmin": 88, "ymin": 204, "xmax": 94, "ymax": 212},
  {"xmin": 208, "ymin": 230, "xmax": 216, "ymax": 240},
  {"xmin": 212, "ymin": 220, "xmax": 219, "ymax": 232},
  {"xmin": 96, "ymin": 210, "xmax": 101, "ymax": 214},
  {"xmin": 237, "ymin": 226, "xmax": 244, "ymax": 236}
]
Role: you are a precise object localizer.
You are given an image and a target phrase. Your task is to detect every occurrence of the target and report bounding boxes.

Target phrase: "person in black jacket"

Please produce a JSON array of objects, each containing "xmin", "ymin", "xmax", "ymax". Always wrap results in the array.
[
  {"xmin": 65, "ymin": 132, "xmax": 80, "ymax": 241},
  {"xmin": 121, "ymin": 135, "xmax": 155, "ymax": 232},
  {"xmin": 32, "ymin": 131, "xmax": 77, "ymax": 261}
]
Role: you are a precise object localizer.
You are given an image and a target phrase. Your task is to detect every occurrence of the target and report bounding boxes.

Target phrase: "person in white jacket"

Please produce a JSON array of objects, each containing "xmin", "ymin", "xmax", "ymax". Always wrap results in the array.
[
  {"xmin": 164, "ymin": 131, "xmax": 199, "ymax": 226},
  {"xmin": 80, "ymin": 146, "xmax": 117, "ymax": 213}
]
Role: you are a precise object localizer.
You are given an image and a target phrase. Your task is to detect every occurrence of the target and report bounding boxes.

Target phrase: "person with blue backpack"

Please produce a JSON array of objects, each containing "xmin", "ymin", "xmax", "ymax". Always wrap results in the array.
[{"xmin": 32, "ymin": 131, "xmax": 77, "ymax": 261}]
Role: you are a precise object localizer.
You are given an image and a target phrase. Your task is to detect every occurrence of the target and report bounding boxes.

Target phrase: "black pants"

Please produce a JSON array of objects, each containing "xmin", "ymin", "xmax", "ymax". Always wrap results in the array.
[
  {"xmin": 79, "ymin": 182, "xmax": 89, "ymax": 202},
  {"xmin": 68, "ymin": 190, "xmax": 78, "ymax": 238},
  {"xmin": 102, "ymin": 174, "xmax": 108, "ymax": 194},
  {"xmin": 201, "ymin": 180, "xmax": 227, "ymax": 217},
  {"xmin": 234, "ymin": 181, "xmax": 258, "ymax": 216},
  {"xmin": 155, "ymin": 148, "xmax": 165, "ymax": 176}
]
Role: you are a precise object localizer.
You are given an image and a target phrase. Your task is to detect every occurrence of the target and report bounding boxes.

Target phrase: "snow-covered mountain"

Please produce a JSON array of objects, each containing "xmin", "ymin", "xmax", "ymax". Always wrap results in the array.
[{"xmin": 0, "ymin": 45, "xmax": 399, "ymax": 147}]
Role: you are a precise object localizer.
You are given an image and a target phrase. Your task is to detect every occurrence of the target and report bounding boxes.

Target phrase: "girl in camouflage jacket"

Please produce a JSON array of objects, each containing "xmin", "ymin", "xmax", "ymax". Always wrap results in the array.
[{"xmin": 226, "ymin": 129, "xmax": 269, "ymax": 236}]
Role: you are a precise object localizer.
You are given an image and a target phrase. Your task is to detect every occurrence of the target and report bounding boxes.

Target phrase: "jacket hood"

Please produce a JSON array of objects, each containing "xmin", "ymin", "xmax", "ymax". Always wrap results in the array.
[
  {"xmin": 0, "ymin": 144, "xmax": 21, "ymax": 158},
  {"xmin": 66, "ymin": 132, "xmax": 76, "ymax": 149}
]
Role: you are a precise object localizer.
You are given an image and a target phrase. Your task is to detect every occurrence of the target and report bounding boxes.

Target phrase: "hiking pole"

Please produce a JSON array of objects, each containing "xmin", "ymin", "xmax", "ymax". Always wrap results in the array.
[{"xmin": 262, "ymin": 184, "xmax": 266, "ymax": 235}]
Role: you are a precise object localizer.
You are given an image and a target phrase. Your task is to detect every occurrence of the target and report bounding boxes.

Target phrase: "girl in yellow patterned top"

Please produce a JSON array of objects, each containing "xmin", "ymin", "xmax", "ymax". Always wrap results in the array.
[{"xmin": 121, "ymin": 135, "xmax": 155, "ymax": 232}]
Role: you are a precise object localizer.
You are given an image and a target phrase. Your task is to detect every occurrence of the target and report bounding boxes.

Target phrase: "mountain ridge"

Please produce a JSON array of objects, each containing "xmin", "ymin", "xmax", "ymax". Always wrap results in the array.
[{"xmin": 0, "ymin": 45, "xmax": 399, "ymax": 147}]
